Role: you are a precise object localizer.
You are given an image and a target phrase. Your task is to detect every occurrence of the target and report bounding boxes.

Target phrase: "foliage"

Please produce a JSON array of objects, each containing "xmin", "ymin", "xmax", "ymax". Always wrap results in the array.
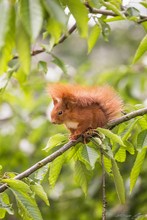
[{"xmin": 0, "ymin": 0, "xmax": 147, "ymax": 219}]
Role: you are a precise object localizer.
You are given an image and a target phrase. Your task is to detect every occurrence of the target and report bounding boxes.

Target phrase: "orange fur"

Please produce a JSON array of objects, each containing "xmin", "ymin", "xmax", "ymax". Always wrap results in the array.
[{"xmin": 48, "ymin": 84, "xmax": 123, "ymax": 140}]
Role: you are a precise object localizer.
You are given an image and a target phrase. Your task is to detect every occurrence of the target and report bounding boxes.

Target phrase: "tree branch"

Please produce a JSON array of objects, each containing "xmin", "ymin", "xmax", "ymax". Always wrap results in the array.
[
  {"xmin": 12, "ymin": 3, "xmax": 147, "ymax": 60},
  {"xmin": 0, "ymin": 107, "xmax": 147, "ymax": 193},
  {"xmin": 12, "ymin": 23, "xmax": 77, "ymax": 60},
  {"xmin": 85, "ymin": 2, "xmax": 147, "ymax": 24},
  {"xmin": 107, "ymin": 107, "xmax": 147, "ymax": 129}
]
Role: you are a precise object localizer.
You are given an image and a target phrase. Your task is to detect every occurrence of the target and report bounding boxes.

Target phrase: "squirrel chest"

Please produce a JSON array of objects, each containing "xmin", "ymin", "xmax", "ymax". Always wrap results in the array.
[{"xmin": 65, "ymin": 121, "xmax": 79, "ymax": 130}]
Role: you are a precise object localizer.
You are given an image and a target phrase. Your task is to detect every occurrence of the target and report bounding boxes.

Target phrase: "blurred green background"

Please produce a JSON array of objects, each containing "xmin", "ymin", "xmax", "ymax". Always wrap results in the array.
[{"xmin": 1, "ymin": 16, "xmax": 147, "ymax": 219}]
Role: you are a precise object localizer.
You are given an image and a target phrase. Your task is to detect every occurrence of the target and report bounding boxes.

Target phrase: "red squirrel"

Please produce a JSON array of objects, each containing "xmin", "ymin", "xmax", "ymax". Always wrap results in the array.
[{"xmin": 48, "ymin": 84, "xmax": 123, "ymax": 140}]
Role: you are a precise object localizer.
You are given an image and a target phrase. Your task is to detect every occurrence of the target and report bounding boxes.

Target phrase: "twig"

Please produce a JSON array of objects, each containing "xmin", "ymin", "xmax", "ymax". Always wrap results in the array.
[
  {"xmin": 84, "ymin": 2, "xmax": 117, "ymax": 16},
  {"xmin": 0, "ymin": 107, "xmax": 147, "ymax": 193},
  {"xmin": 12, "ymin": 23, "xmax": 77, "ymax": 60},
  {"xmin": 101, "ymin": 151, "xmax": 107, "ymax": 220},
  {"xmin": 0, "ymin": 138, "xmax": 81, "ymax": 193},
  {"xmin": 107, "ymin": 107, "xmax": 147, "ymax": 129}
]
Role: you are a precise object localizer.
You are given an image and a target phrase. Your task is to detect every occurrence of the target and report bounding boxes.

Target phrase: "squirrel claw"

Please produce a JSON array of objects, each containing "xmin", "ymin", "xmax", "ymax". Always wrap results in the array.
[{"xmin": 82, "ymin": 128, "xmax": 98, "ymax": 144}]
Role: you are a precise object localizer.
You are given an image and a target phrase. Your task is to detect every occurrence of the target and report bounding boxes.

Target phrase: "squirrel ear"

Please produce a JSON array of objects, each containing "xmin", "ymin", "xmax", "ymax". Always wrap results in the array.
[
  {"xmin": 64, "ymin": 99, "xmax": 76, "ymax": 109},
  {"xmin": 53, "ymin": 97, "xmax": 62, "ymax": 105}
]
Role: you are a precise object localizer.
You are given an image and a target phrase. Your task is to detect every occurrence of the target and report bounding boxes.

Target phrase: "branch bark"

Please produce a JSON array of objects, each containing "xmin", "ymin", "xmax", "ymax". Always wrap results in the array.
[
  {"xmin": 12, "ymin": 23, "xmax": 77, "ymax": 59},
  {"xmin": 11, "ymin": 3, "xmax": 147, "ymax": 60},
  {"xmin": 0, "ymin": 107, "xmax": 147, "ymax": 193}
]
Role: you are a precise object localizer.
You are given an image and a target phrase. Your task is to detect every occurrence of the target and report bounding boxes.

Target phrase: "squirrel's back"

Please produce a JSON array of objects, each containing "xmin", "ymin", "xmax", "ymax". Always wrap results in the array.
[{"xmin": 48, "ymin": 84, "xmax": 123, "ymax": 122}]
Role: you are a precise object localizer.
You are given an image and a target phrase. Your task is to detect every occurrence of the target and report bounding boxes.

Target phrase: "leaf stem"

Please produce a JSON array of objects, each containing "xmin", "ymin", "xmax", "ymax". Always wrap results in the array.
[{"xmin": 101, "ymin": 151, "xmax": 107, "ymax": 220}]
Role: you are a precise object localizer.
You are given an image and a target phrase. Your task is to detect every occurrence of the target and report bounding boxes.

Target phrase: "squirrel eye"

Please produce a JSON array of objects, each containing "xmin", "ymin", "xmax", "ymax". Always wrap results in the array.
[{"xmin": 58, "ymin": 111, "xmax": 63, "ymax": 115}]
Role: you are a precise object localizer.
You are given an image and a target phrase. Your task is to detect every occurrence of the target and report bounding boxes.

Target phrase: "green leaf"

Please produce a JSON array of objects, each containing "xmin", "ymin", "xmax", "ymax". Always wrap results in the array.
[
  {"xmin": 133, "ymin": 34, "xmax": 147, "ymax": 64},
  {"xmin": 51, "ymin": 53, "xmax": 68, "ymax": 75},
  {"xmin": 0, "ymin": 192, "xmax": 14, "ymax": 218},
  {"xmin": 29, "ymin": 0, "xmax": 43, "ymax": 41},
  {"xmin": 38, "ymin": 61, "xmax": 48, "ymax": 74},
  {"xmin": 103, "ymin": 1, "xmax": 126, "ymax": 18},
  {"xmin": 49, "ymin": 154, "xmax": 65, "ymax": 187},
  {"xmin": 19, "ymin": 0, "xmax": 31, "ymax": 36},
  {"xmin": 0, "ymin": 0, "xmax": 11, "ymax": 48},
  {"xmin": 115, "ymin": 147, "xmax": 126, "ymax": 162},
  {"xmin": 3, "ymin": 179, "xmax": 43, "ymax": 220},
  {"xmin": 138, "ymin": 116, "xmax": 147, "ymax": 129},
  {"xmin": 47, "ymin": 18, "xmax": 62, "ymax": 44},
  {"xmin": 140, "ymin": 2, "xmax": 147, "ymax": 8},
  {"xmin": 130, "ymin": 148, "xmax": 147, "ymax": 192},
  {"xmin": 0, "ymin": 3, "xmax": 15, "ymax": 75},
  {"xmin": 137, "ymin": 130, "xmax": 147, "ymax": 150},
  {"xmin": 66, "ymin": 0, "xmax": 88, "ymax": 38},
  {"xmin": 43, "ymin": 0, "xmax": 67, "ymax": 25},
  {"xmin": 122, "ymin": 118, "xmax": 139, "ymax": 142},
  {"xmin": 111, "ymin": 159, "xmax": 125, "ymax": 204},
  {"xmin": 88, "ymin": 24, "xmax": 101, "ymax": 53},
  {"xmin": 12, "ymin": 189, "xmax": 43, "ymax": 220},
  {"xmin": 104, "ymin": 16, "xmax": 123, "ymax": 22},
  {"xmin": 126, "ymin": 7, "xmax": 140, "ymax": 17},
  {"xmin": 2, "ymin": 179, "xmax": 32, "ymax": 194},
  {"xmin": 35, "ymin": 164, "xmax": 49, "ymax": 183},
  {"xmin": 125, "ymin": 140, "xmax": 135, "ymax": 155},
  {"xmin": 31, "ymin": 183, "xmax": 50, "ymax": 206},
  {"xmin": 103, "ymin": 156, "xmax": 112, "ymax": 174},
  {"xmin": 78, "ymin": 145, "xmax": 99, "ymax": 170},
  {"xmin": 43, "ymin": 134, "xmax": 67, "ymax": 152},
  {"xmin": 19, "ymin": 0, "xmax": 43, "ymax": 41},
  {"xmin": 65, "ymin": 143, "xmax": 82, "ymax": 161},
  {"xmin": 16, "ymin": 21, "xmax": 31, "ymax": 74},
  {"xmin": 97, "ymin": 128, "xmax": 125, "ymax": 147},
  {"xmin": 74, "ymin": 161, "xmax": 92, "ymax": 195}
]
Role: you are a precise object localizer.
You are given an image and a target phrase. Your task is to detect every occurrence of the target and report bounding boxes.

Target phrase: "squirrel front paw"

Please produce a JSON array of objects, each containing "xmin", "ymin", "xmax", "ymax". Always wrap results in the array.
[{"xmin": 69, "ymin": 133, "xmax": 81, "ymax": 141}]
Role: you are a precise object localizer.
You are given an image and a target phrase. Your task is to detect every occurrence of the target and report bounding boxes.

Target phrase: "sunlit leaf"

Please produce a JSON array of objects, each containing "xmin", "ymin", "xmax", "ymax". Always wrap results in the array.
[
  {"xmin": 115, "ymin": 147, "xmax": 126, "ymax": 162},
  {"xmin": 49, "ymin": 154, "xmax": 65, "ymax": 187},
  {"xmin": 47, "ymin": 17, "xmax": 63, "ymax": 44},
  {"xmin": 31, "ymin": 183, "xmax": 50, "ymax": 206},
  {"xmin": 0, "ymin": 2, "xmax": 15, "ymax": 75},
  {"xmin": 130, "ymin": 148, "xmax": 147, "ymax": 192},
  {"xmin": 2, "ymin": 179, "xmax": 32, "ymax": 194},
  {"xmin": 88, "ymin": 24, "xmax": 101, "ymax": 53},
  {"xmin": 19, "ymin": 0, "xmax": 31, "ymax": 36},
  {"xmin": 133, "ymin": 34, "xmax": 147, "ymax": 63},
  {"xmin": 111, "ymin": 159, "xmax": 125, "ymax": 204},
  {"xmin": 66, "ymin": 0, "xmax": 88, "ymax": 38},
  {"xmin": 124, "ymin": 140, "xmax": 135, "ymax": 155},
  {"xmin": 16, "ymin": 21, "xmax": 31, "ymax": 74},
  {"xmin": 43, "ymin": 134, "xmax": 67, "ymax": 152},
  {"xmin": 103, "ymin": 156, "xmax": 112, "ymax": 174},
  {"xmin": 98, "ymin": 128, "xmax": 125, "ymax": 147}
]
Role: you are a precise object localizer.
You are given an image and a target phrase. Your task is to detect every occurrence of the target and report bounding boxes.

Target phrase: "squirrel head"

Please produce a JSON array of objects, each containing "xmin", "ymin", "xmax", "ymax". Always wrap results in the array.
[{"xmin": 50, "ymin": 97, "xmax": 73, "ymax": 124}]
